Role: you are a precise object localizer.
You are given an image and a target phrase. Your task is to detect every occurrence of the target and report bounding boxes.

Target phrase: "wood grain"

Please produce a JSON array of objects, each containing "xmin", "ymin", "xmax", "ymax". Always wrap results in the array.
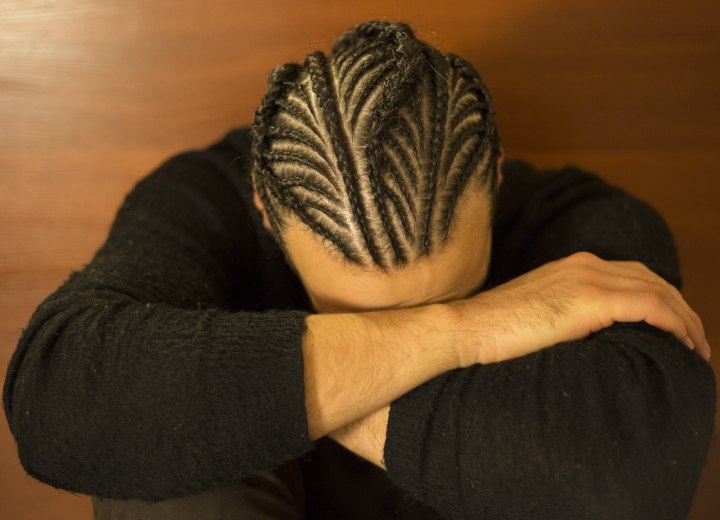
[{"xmin": 1, "ymin": 1, "xmax": 718, "ymax": 518}]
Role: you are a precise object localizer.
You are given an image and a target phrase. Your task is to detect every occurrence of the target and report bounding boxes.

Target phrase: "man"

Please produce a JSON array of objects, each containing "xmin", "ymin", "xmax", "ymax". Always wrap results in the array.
[{"xmin": 3, "ymin": 20, "xmax": 715, "ymax": 519}]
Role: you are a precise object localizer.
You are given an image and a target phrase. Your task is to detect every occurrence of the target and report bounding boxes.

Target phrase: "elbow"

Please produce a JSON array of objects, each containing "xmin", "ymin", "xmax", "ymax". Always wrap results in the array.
[
  {"xmin": 570, "ymin": 348, "xmax": 715, "ymax": 519},
  {"xmin": 565, "ymin": 434, "xmax": 714, "ymax": 520},
  {"xmin": 3, "ymin": 296, "xmax": 102, "ymax": 494},
  {"xmin": 454, "ymin": 329, "xmax": 716, "ymax": 520}
]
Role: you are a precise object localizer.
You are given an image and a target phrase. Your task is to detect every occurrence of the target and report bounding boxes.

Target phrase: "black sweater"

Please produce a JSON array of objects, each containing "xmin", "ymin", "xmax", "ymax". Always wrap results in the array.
[{"xmin": 3, "ymin": 128, "xmax": 715, "ymax": 519}]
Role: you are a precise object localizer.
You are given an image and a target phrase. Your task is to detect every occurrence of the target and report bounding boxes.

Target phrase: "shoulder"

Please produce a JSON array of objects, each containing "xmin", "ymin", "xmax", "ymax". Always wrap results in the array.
[{"xmin": 492, "ymin": 159, "xmax": 680, "ymax": 287}]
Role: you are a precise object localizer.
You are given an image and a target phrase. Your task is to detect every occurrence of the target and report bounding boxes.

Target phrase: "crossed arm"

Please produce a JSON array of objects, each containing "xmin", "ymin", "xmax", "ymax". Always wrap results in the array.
[
  {"xmin": 329, "ymin": 326, "xmax": 714, "ymax": 519},
  {"xmin": 3, "ymin": 130, "xmax": 714, "ymax": 518},
  {"xmin": 326, "ymin": 170, "xmax": 716, "ymax": 519}
]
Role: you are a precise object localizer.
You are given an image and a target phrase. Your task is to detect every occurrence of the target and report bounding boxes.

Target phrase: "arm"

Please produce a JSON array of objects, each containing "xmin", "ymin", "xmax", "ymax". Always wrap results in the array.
[
  {"xmin": 1, "ymin": 129, "xmax": 463, "ymax": 501},
  {"xmin": 333, "ymin": 163, "xmax": 716, "ymax": 518},
  {"xmin": 1, "ymin": 134, "xmax": 312, "ymax": 501},
  {"xmin": 386, "ymin": 323, "xmax": 714, "ymax": 520},
  {"xmin": 304, "ymin": 305, "xmax": 460, "ymax": 441}
]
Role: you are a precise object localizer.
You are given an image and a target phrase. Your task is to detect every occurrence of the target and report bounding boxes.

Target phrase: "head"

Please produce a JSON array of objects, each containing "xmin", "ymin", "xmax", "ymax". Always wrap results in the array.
[{"xmin": 250, "ymin": 20, "xmax": 503, "ymax": 313}]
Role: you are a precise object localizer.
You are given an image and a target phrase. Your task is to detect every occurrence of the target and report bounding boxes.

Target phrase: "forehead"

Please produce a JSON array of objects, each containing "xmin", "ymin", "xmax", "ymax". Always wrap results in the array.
[{"xmin": 281, "ymin": 189, "xmax": 494, "ymax": 312}]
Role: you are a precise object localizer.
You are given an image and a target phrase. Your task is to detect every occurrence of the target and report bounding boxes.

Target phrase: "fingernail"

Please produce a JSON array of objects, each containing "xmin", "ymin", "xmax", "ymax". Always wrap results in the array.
[{"xmin": 683, "ymin": 337, "xmax": 695, "ymax": 350}]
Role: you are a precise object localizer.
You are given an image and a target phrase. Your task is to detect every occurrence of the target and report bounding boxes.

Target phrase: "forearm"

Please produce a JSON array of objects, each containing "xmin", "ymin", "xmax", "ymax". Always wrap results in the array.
[
  {"xmin": 330, "ymin": 338, "xmax": 714, "ymax": 519},
  {"xmin": 303, "ymin": 303, "xmax": 458, "ymax": 440},
  {"xmin": 3, "ymin": 292, "xmax": 317, "ymax": 501},
  {"xmin": 383, "ymin": 326, "xmax": 715, "ymax": 519},
  {"xmin": 328, "ymin": 405, "xmax": 389, "ymax": 469}
]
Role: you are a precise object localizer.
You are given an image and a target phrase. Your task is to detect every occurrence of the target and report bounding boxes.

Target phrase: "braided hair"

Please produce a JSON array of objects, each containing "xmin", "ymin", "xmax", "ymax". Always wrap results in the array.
[{"xmin": 250, "ymin": 20, "xmax": 502, "ymax": 272}]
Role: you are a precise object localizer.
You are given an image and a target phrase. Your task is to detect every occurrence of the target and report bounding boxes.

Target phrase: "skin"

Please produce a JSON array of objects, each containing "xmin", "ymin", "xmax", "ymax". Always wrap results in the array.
[
  {"xmin": 252, "ymin": 157, "xmax": 504, "ymax": 314},
  {"xmin": 252, "ymin": 167, "xmax": 502, "ymax": 469},
  {"xmin": 280, "ymin": 188, "xmax": 494, "ymax": 313},
  {"xmin": 251, "ymin": 156, "xmax": 710, "ymax": 470}
]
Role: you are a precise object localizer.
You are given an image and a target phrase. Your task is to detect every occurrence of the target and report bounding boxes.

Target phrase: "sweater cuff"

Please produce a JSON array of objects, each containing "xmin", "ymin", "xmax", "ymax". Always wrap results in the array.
[{"xmin": 222, "ymin": 308, "xmax": 315, "ymax": 471}]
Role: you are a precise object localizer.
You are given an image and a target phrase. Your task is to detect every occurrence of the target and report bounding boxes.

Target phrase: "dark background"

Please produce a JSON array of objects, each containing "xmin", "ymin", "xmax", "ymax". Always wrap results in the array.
[{"xmin": 1, "ymin": 1, "xmax": 718, "ymax": 518}]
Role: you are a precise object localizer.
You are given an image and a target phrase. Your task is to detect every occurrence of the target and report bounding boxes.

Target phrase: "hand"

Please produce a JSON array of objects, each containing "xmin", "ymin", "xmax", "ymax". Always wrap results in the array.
[{"xmin": 449, "ymin": 251, "xmax": 710, "ymax": 366}]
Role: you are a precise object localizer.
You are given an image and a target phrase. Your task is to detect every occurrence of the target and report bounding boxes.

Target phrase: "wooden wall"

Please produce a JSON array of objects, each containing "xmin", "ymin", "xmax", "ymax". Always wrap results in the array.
[{"xmin": 1, "ymin": 1, "xmax": 718, "ymax": 518}]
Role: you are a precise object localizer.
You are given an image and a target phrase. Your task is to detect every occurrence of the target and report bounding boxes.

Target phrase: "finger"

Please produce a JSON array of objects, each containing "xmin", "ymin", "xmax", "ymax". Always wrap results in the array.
[
  {"xmin": 608, "ymin": 261, "xmax": 709, "ymax": 357},
  {"xmin": 549, "ymin": 254, "xmax": 709, "ymax": 360},
  {"xmin": 589, "ymin": 273, "xmax": 700, "ymax": 354},
  {"xmin": 560, "ymin": 258, "xmax": 701, "ymax": 350},
  {"xmin": 601, "ymin": 277, "xmax": 704, "ymax": 356},
  {"xmin": 605, "ymin": 290, "xmax": 693, "ymax": 351}
]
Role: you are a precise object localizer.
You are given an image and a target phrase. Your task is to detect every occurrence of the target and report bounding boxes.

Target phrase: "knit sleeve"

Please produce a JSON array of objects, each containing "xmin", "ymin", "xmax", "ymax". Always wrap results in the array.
[
  {"xmin": 384, "ymin": 163, "xmax": 717, "ymax": 519},
  {"xmin": 2, "ymin": 129, "xmax": 315, "ymax": 501}
]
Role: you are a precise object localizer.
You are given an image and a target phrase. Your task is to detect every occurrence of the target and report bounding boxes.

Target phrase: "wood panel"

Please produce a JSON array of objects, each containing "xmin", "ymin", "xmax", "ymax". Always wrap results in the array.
[{"xmin": 1, "ymin": 1, "xmax": 718, "ymax": 518}]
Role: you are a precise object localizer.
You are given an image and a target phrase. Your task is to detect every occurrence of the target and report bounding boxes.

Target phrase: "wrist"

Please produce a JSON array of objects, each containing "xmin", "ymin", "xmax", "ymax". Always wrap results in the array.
[
  {"xmin": 434, "ymin": 300, "xmax": 474, "ymax": 368},
  {"xmin": 442, "ymin": 295, "xmax": 500, "ymax": 367},
  {"xmin": 302, "ymin": 302, "xmax": 463, "ymax": 440}
]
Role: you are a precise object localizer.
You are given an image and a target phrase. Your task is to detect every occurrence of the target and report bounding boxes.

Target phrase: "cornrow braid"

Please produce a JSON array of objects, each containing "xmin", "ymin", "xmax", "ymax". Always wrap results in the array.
[
  {"xmin": 304, "ymin": 50, "xmax": 385, "ymax": 267},
  {"xmin": 331, "ymin": 20, "xmax": 414, "ymax": 56},
  {"xmin": 249, "ymin": 20, "xmax": 502, "ymax": 270},
  {"xmin": 250, "ymin": 63, "xmax": 302, "ymax": 233},
  {"xmin": 266, "ymin": 179, "xmax": 364, "ymax": 265},
  {"xmin": 434, "ymin": 54, "xmax": 501, "ymax": 242},
  {"xmin": 446, "ymin": 52, "xmax": 502, "ymax": 192},
  {"xmin": 418, "ymin": 46, "xmax": 450, "ymax": 257},
  {"xmin": 361, "ymin": 30, "xmax": 425, "ymax": 266},
  {"xmin": 383, "ymin": 131, "xmax": 417, "ymax": 215},
  {"xmin": 348, "ymin": 60, "xmax": 396, "ymax": 132}
]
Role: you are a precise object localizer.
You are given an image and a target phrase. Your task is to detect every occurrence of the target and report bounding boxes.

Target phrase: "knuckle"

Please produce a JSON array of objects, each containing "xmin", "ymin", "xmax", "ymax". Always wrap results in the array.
[
  {"xmin": 567, "ymin": 251, "xmax": 598, "ymax": 264},
  {"xmin": 632, "ymin": 261, "xmax": 653, "ymax": 275},
  {"xmin": 690, "ymin": 309, "xmax": 702, "ymax": 324},
  {"xmin": 691, "ymin": 311, "xmax": 705, "ymax": 333},
  {"xmin": 664, "ymin": 281, "xmax": 681, "ymax": 297},
  {"xmin": 688, "ymin": 305, "xmax": 701, "ymax": 321}
]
